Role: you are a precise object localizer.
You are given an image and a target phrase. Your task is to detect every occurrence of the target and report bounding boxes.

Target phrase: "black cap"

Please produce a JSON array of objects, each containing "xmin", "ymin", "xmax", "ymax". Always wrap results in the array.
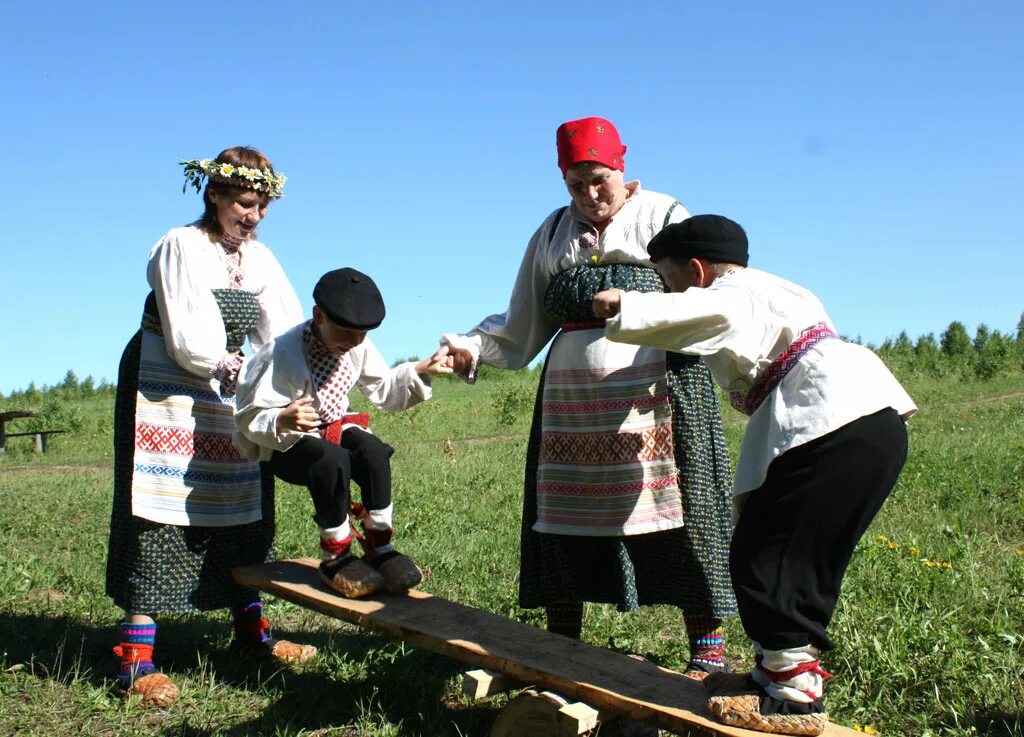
[
  {"xmin": 647, "ymin": 214, "xmax": 749, "ymax": 267},
  {"xmin": 312, "ymin": 268, "xmax": 386, "ymax": 331}
]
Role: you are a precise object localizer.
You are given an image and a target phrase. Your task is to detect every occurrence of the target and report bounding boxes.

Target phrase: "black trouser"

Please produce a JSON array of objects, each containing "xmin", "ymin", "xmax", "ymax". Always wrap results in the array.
[
  {"xmin": 730, "ymin": 408, "xmax": 908, "ymax": 651},
  {"xmin": 265, "ymin": 430, "xmax": 395, "ymax": 529}
]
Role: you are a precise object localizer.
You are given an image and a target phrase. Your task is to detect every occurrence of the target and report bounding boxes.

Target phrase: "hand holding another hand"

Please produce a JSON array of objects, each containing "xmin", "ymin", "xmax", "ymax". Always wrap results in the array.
[{"xmin": 416, "ymin": 345, "xmax": 455, "ymax": 376}]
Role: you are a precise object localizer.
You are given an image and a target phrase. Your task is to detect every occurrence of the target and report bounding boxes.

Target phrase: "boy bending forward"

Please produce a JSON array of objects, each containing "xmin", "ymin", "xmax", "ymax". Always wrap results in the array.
[
  {"xmin": 235, "ymin": 268, "xmax": 451, "ymax": 598},
  {"xmin": 594, "ymin": 215, "xmax": 916, "ymax": 736}
]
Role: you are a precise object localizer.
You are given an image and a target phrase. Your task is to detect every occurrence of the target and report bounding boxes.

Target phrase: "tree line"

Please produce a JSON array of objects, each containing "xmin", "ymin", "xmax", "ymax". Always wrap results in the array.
[{"xmin": 872, "ymin": 314, "xmax": 1024, "ymax": 382}]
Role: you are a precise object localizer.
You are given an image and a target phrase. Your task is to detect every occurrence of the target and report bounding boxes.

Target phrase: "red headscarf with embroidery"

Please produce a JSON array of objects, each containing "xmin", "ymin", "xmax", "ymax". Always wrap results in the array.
[{"xmin": 555, "ymin": 117, "xmax": 627, "ymax": 177}]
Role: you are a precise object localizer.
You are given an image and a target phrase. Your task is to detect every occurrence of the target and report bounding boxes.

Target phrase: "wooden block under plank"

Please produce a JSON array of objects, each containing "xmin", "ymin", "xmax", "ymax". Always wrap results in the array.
[{"xmin": 462, "ymin": 668, "xmax": 522, "ymax": 700}]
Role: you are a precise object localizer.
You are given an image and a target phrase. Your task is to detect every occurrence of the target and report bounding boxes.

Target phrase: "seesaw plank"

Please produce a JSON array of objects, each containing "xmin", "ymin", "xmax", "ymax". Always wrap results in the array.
[{"xmin": 234, "ymin": 559, "xmax": 858, "ymax": 737}]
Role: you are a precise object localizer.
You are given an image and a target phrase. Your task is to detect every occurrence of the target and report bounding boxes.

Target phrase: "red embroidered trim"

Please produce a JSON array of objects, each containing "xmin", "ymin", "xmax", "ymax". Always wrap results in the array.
[
  {"xmin": 730, "ymin": 323, "xmax": 837, "ymax": 416},
  {"xmin": 561, "ymin": 319, "xmax": 607, "ymax": 332}
]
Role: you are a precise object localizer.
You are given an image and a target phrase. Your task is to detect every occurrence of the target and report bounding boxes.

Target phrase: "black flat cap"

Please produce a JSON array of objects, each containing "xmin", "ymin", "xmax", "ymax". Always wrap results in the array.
[
  {"xmin": 648, "ymin": 214, "xmax": 749, "ymax": 267},
  {"xmin": 312, "ymin": 268, "xmax": 386, "ymax": 331}
]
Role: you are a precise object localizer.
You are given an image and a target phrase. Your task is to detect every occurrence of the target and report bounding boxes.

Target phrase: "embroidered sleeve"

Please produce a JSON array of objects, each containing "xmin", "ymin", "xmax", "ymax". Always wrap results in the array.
[{"xmin": 212, "ymin": 354, "xmax": 244, "ymax": 398}]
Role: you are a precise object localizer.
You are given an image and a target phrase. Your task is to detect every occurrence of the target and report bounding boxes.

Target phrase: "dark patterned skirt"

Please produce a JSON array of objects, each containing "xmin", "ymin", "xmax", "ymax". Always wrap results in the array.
[
  {"xmin": 105, "ymin": 331, "xmax": 276, "ymax": 613},
  {"xmin": 519, "ymin": 265, "xmax": 737, "ymax": 616}
]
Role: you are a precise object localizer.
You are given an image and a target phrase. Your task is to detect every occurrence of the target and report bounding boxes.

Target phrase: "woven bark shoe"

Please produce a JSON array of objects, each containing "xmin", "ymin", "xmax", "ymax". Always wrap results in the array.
[
  {"xmin": 374, "ymin": 551, "xmax": 423, "ymax": 594},
  {"xmin": 319, "ymin": 556, "xmax": 385, "ymax": 598},
  {"xmin": 707, "ymin": 693, "xmax": 828, "ymax": 736},
  {"xmin": 119, "ymin": 671, "xmax": 179, "ymax": 707},
  {"xmin": 266, "ymin": 639, "xmax": 318, "ymax": 665},
  {"xmin": 231, "ymin": 637, "xmax": 319, "ymax": 666}
]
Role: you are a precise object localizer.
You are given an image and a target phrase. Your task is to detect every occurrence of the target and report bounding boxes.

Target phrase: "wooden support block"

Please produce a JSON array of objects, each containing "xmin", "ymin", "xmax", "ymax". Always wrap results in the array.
[
  {"xmin": 462, "ymin": 668, "xmax": 521, "ymax": 700},
  {"xmin": 557, "ymin": 700, "xmax": 609, "ymax": 735}
]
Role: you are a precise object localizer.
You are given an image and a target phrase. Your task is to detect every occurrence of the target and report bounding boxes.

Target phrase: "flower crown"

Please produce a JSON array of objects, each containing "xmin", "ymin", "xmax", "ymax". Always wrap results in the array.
[{"xmin": 180, "ymin": 158, "xmax": 287, "ymax": 198}]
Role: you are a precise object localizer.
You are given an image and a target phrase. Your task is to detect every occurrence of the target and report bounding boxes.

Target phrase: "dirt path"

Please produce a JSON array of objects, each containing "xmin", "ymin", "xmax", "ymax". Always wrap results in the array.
[
  {"xmin": 0, "ymin": 460, "xmax": 109, "ymax": 474},
  {"xmin": 960, "ymin": 390, "xmax": 1024, "ymax": 405}
]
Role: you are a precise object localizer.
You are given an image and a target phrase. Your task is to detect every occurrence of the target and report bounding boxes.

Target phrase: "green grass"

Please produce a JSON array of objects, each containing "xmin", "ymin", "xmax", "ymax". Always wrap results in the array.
[{"xmin": 1, "ymin": 370, "xmax": 1022, "ymax": 736}]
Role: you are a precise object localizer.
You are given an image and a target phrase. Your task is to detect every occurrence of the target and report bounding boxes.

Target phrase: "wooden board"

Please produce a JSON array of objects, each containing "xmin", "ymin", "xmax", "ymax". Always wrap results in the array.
[{"xmin": 234, "ymin": 559, "xmax": 859, "ymax": 737}]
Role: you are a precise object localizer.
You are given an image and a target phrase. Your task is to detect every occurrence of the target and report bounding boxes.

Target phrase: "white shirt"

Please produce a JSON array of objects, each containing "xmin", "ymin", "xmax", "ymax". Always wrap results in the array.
[
  {"xmin": 148, "ymin": 224, "xmax": 303, "ymax": 376},
  {"xmin": 233, "ymin": 321, "xmax": 432, "ymax": 461},
  {"xmin": 607, "ymin": 268, "xmax": 917, "ymax": 496}
]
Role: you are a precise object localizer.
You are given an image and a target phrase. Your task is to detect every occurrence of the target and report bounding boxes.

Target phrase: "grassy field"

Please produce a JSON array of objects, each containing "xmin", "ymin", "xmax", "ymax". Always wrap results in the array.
[{"xmin": 0, "ymin": 369, "xmax": 1021, "ymax": 736}]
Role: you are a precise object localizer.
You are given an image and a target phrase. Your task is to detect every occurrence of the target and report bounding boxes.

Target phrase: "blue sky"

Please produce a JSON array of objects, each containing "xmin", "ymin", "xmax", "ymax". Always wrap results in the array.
[{"xmin": 1, "ymin": 1, "xmax": 1021, "ymax": 394}]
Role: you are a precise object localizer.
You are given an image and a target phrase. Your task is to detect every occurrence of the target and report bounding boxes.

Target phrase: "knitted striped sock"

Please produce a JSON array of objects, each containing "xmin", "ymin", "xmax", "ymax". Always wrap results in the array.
[
  {"xmin": 114, "ymin": 622, "xmax": 157, "ymax": 682},
  {"xmin": 231, "ymin": 601, "xmax": 271, "ymax": 645},
  {"xmin": 685, "ymin": 615, "xmax": 726, "ymax": 668},
  {"xmin": 546, "ymin": 602, "xmax": 584, "ymax": 640}
]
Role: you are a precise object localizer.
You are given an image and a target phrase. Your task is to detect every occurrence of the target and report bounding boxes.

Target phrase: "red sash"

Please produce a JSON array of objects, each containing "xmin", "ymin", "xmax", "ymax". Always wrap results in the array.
[
  {"xmin": 730, "ymin": 323, "xmax": 837, "ymax": 416},
  {"xmin": 321, "ymin": 412, "xmax": 371, "ymax": 444}
]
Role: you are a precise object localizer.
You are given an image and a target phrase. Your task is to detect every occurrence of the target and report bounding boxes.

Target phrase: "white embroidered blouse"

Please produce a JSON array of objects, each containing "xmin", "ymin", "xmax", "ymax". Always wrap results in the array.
[
  {"xmin": 444, "ymin": 186, "xmax": 689, "ymax": 367},
  {"xmin": 606, "ymin": 268, "xmax": 917, "ymax": 497},
  {"xmin": 147, "ymin": 224, "xmax": 303, "ymax": 375}
]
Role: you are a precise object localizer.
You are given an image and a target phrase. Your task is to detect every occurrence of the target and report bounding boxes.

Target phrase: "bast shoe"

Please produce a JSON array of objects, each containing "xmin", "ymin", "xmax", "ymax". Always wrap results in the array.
[
  {"xmin": 230, "ymin": 637, "xmax": 318, "ymax": 667},
  {"xmin": 707, "ymin": 691, "xmax": 829, "ymax": 736},
  {"xmin": 264, "ymin": 638, "xmax": 318, "ymax": 665},
  {"xmin": 373, "ymin": 551, "xmax": 423, "ymax": 594},
  {"xmin": 116, "ymin": 669, "xmax": 179, "ymax": 708},
  {"xmin": 319, "ymin": 556, "xmax": 385, "ymax": 598}
]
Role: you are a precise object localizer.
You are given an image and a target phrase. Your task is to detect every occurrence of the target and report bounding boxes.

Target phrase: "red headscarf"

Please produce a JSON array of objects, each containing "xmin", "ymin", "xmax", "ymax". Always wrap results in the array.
[{"xmin": 555, "ymin": 117, "xmax": 627, "ymax": 177}]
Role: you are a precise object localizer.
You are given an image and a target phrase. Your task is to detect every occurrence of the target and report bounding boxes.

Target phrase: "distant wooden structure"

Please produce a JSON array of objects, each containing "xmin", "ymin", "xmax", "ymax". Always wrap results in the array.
[
  {"xmin": 0, "ymin": 410, "xmax": 68, "ymax": 453},
  {"xmin": 235, "ymin": 559, "xmax": 859, "ymax": 736}
]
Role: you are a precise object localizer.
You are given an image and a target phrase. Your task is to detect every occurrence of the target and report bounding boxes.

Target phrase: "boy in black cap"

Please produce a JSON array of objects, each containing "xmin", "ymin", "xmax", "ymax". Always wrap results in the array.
[
  {"xmin": 234, "ymin": 268, "xmax": 453, "ymax": 598},
  {"xmin": 593, "ymin": 215, "xmax": 916, "ymax": 736}
]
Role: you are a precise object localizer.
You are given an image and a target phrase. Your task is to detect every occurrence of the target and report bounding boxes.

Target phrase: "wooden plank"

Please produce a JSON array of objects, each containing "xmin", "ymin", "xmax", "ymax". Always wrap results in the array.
[{"xmin": 234, "ymin": 559, "xmax": 860, "ymax": 737}]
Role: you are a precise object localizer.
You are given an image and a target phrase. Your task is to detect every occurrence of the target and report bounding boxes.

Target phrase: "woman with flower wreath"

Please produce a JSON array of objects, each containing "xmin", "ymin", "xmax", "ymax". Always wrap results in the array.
[
  {"xmin": 437, "ymin": 117, "xmax": 737, "ymax": 678},
  {"xmin": 105, "ymin": 146, "xmax": 315, "ymax": 706}
]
